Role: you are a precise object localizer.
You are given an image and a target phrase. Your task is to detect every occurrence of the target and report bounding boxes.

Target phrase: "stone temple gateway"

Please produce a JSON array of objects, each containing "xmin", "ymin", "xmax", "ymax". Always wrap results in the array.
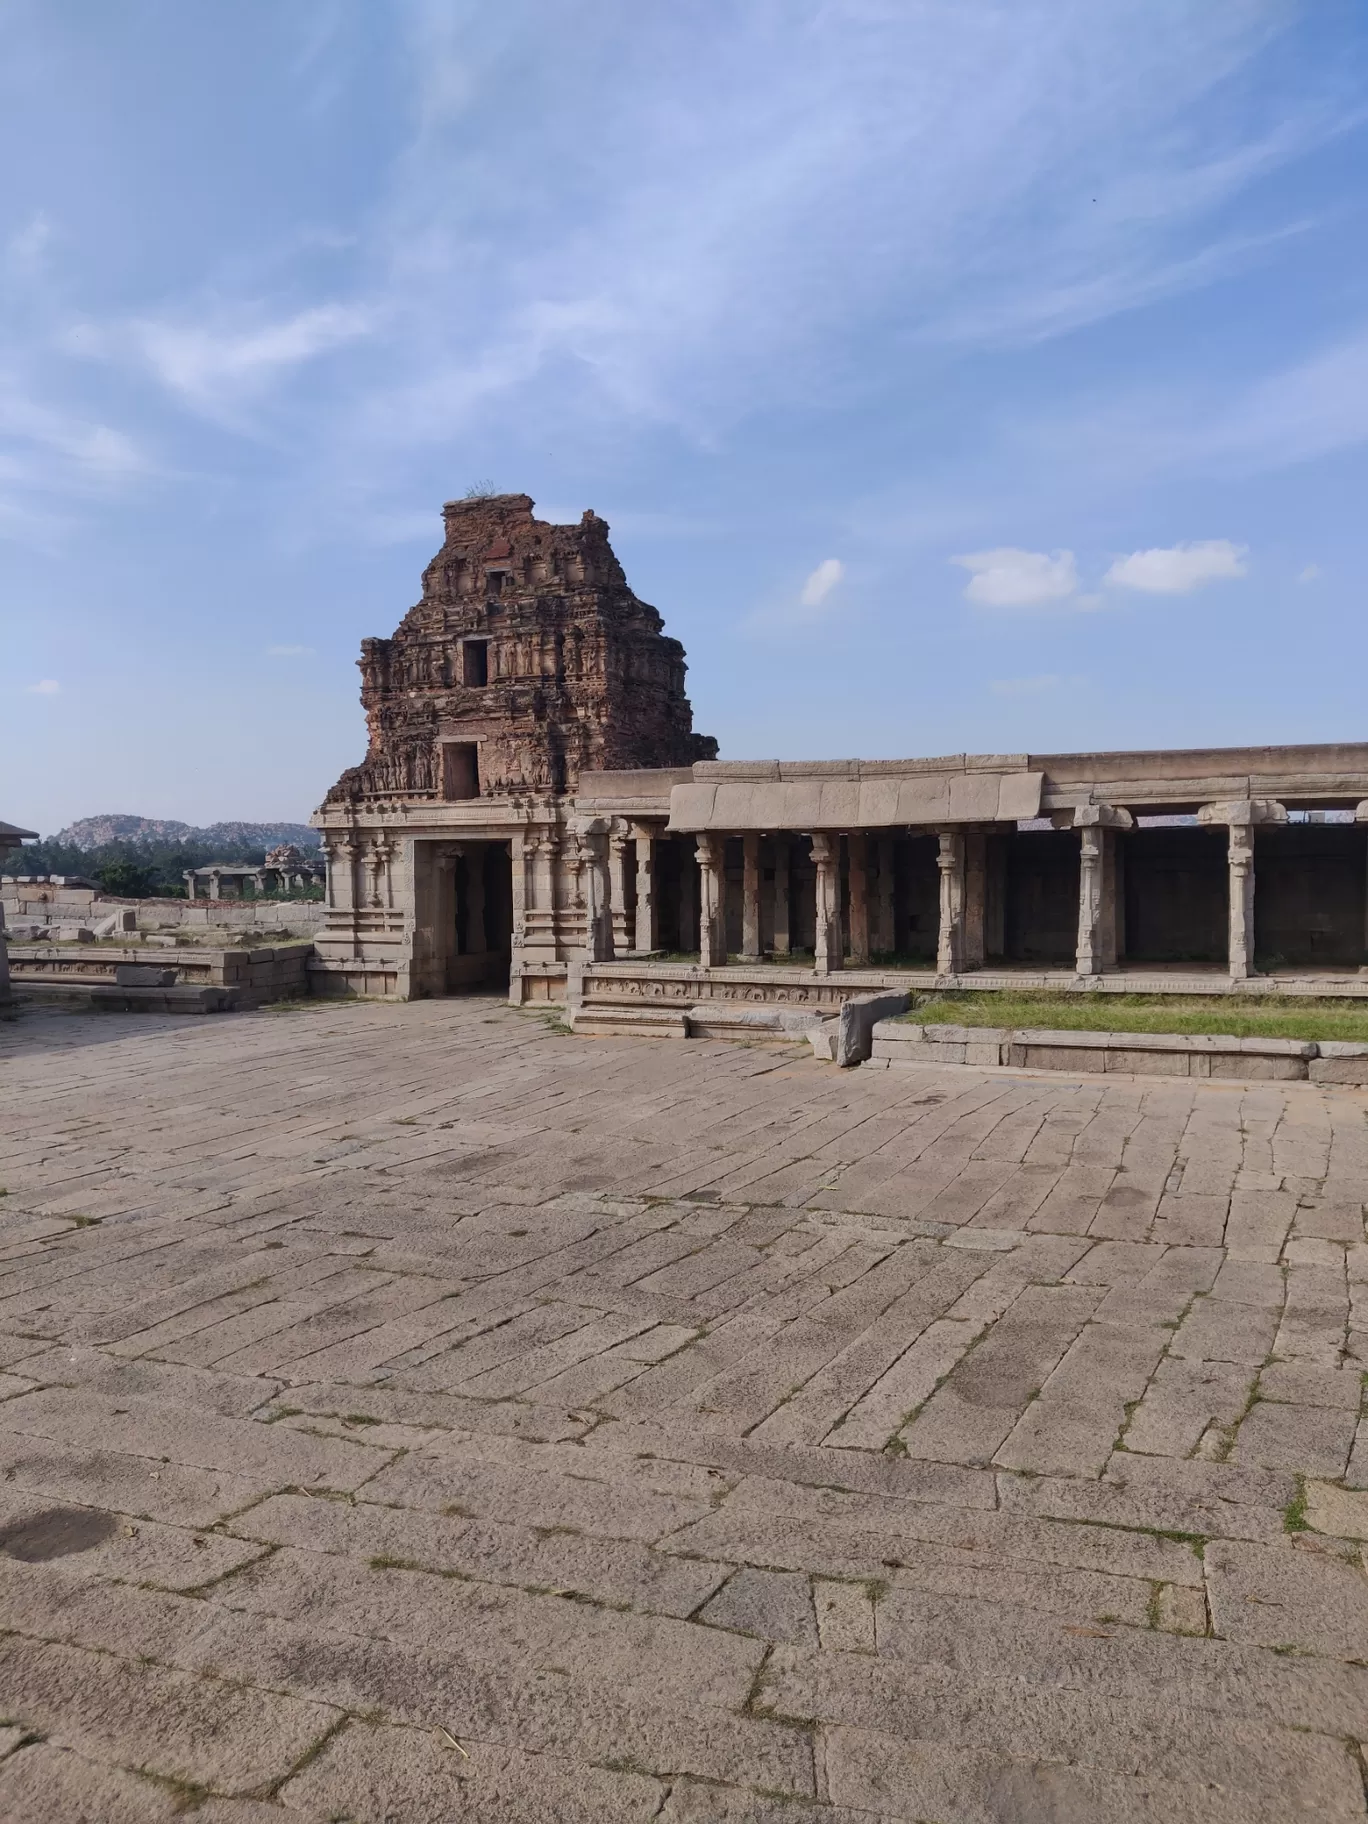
[{"xmin": 312, "ymin": 494, "xmax": 1368, "ymax": 1019}]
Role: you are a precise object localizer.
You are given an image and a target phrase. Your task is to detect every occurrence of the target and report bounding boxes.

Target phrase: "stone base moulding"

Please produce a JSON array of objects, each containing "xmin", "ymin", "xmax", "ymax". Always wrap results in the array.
[{"xmin": 868, "ymin": 1021, "xmax": 1368, "ymax": 1084}]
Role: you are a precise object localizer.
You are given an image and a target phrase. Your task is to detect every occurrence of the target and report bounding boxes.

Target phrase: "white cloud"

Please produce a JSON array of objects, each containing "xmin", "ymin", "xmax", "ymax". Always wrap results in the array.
[
  {"xmin": 799, "ymin": 558, "xmax": 843, "ymax": 609},
  {"xmin": 72, "ymin": 303, "xmax": 372, "ymax": 421},
  {"xmin": 1297, "ymin": 563, "xmax": 1321, "ymax": 582},
  {"xmin": 25, "ymin": 679, "xmax": 60, "ymax": 695},
  {"xmin": 952, "ymin": 547, "xmax": 1079, "ymax": 609},
  {"xmin": 266, "ymin": 644, "xmax": 314, "ymax": 656},
  {"xmin": 1104, "ymin": 539, "xmax": 1247, "ymax": 593}
]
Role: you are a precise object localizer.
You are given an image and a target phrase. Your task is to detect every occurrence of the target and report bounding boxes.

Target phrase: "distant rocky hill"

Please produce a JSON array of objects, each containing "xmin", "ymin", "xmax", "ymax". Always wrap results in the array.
[{"xmin": 53, "ymin": 815, "xmax": 321, "ymax": 851}]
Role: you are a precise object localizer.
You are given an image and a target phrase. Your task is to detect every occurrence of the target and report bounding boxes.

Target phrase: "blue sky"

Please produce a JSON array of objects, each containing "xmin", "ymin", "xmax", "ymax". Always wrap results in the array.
[{"xmin": 4, "ymin": 1, "xmax": 1368, "ymax": 833}]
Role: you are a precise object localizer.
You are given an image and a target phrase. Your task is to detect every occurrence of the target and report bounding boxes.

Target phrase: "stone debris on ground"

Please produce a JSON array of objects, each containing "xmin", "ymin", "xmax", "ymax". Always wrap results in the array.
[{"xmin": 0, "ymin": 995, "xmax": 1367, "ymax": 1821}]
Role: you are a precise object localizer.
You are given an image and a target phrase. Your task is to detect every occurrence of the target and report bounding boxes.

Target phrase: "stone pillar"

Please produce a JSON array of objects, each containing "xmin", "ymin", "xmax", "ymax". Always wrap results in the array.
[
  {"xmin": 847, "ymin": 833, "xmax": 870, "ymax": 965},
  {"xmin": 1067, "ymin": 805, "xmax": 1132, "ymax": 975},
  {"xmin": 326, "ymin": 837, "xmax": 357, "ymax": 913},
  {"xmin": 632, "ymin": 826, "xmax": 657, "ymax": 953},
  {"xmin": 1196, "ymin": 799, "xmax": 1286, "ymax": 980},
  {"xmin": 208, "ymin": 869, "xmax": 222, "ymax": 900},
  {"xmin": 772, "ymin": 839, "xmax": 791, "ymax": 956},
  {"xmin": 811, "ymin": 833, "xmax": 843, "ymax": 975},
  {"xmin": 679, "ymin": 842, "xmax": 699, "ymax": 957},
  {"xmin": 608, "ymin": 825, "xmax": 633, "ymax": 957},
  {"xmin": 510, "ymin": 830, "xmax": 531, "ymax": 955},
  {"xmin": 962, "ymin": 833, "xmax": 987, "ymax": 970},
  {"xmin": 874, "ymin": 839, "xmax": 894, "ymax": 956},
  {"xmin": 524, "ymin": 832, "xmax": 559, "ymax": 955},
  {"xmin": 741, "ymin": 833, "xmax": 762, "ymax": 959},
  {"xmin": 574, "ymin": 820, "xmax": 613, "ymax": 962},
  {"xmin": 696, "ymin": 833, "xmax": 726, "ymax": 968},
  {"xmin": 184, "ymin": 871, "xmax": 197, "ymax": 901},
  {"xmin": 1226, "ymin": 822, "xmax": 1255, "ymax": 981},
  {"xmin": 936, "ymin": 832, "xmax": 965, "ymax": 977},
  {"xmin": 1075, "ymin": 824, "xmax": 1105, "ymax": 976}
]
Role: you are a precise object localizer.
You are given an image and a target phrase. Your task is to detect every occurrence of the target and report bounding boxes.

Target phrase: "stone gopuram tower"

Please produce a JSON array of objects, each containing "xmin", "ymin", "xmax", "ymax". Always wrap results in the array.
[
  {"xmin": 326, "ymin": 493, "xmax": 714, "ymax": 805},
  {"xmin": 312, "ymin": 494, "xmax": 716, "ymax": 1001}
]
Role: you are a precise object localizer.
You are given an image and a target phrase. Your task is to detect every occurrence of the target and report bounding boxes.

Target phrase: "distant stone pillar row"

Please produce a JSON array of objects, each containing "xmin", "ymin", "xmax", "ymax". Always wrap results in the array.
[
  {"xmin": 811, "ymin": 833, "xmax": 842, "ymax": 976},
  {"xmin": 696, "ymin": 833, "xmax": 726, "ymax": 968}
]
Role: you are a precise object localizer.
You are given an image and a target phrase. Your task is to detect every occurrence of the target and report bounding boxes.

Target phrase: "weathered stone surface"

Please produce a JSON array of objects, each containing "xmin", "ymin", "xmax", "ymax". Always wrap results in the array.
[{"xmin": 2, "ymin": 998, "xmax": 1368, "ymax": 1820}]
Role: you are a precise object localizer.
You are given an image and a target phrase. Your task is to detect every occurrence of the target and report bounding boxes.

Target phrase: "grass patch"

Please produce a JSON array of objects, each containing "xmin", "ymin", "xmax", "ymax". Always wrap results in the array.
[
  {"xmin": 1284, "ymin": 1477, "xmax": 1310, "ymax": 1534},
  {"xmin": 902, "ymin": 990, "xmax": 1368, "ymax": 1044}
]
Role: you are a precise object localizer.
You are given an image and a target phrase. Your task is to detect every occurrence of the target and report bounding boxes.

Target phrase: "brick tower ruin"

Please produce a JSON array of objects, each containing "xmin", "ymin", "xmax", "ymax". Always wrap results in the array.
[{"xmin": 326, "ymin": 494, "xmax": 715, "ymax": 805}]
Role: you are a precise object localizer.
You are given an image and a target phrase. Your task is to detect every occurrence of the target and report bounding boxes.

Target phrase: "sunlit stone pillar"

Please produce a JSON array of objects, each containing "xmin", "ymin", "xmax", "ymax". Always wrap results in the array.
[
  {"xmin": 574, "ymin": 819, "xmax": 613, "ymax": 963},
  {"xmin": 811, "ymin": 833, "xmax": 843, "ymax": 976},
  {"xmin": 847, "ymin": 833, "xmax": 870, "ymax": 965},
  {"xmin": 632, "ymin": 825, "xmax": 657, "ymax": 953},
  {"xmin": 741, "ymin": 833, "xmax": 762, "ymax": 959},
  {"xmin": 1197, "ymin": 799, "xmax": 1286, "ymax": 982},
  {"xmin": 1072, "ymin": 805, "xmax": 1131, "ymax": 976},
  {"xmin": 936, "ymin": 831, "xmax": 965, "ymax": 977},
  {"xmin": 696, "ymin": 833, "xmax": 726, "ymax": 968}
]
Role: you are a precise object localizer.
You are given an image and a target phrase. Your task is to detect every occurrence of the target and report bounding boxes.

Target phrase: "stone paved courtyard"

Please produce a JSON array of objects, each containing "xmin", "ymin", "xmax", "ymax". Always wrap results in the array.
[{"xmin": 2, "ymin": 997, "xmax": 1368, "ymax": 1820}]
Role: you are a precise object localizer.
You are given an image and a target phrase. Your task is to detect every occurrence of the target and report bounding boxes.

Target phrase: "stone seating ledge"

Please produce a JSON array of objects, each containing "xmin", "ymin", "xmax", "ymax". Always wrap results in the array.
[{"xmin": 868, "ymin": 1020, "xmax": 1368, "ymax": 1084}]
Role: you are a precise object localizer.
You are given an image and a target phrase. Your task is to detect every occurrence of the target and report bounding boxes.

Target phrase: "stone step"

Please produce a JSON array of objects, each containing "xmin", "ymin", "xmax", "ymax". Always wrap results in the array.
[
  {"xmin": 12, "ymin": 980, "xmax": 236, "ymax": 1015},
  {"xmin": 570, "ymin": 1003, "xmax": 689, "ymax": 1039}
]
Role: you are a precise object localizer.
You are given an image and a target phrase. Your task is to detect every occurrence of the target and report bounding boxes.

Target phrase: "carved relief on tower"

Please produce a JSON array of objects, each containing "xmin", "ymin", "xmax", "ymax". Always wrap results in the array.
[{"xmin": 324, "ymin": 493, "xmax": 715, "ymax": 807}]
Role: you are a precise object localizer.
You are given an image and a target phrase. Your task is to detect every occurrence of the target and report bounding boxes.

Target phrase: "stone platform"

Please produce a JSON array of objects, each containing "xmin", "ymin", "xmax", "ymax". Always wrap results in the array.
[
  {"xmin": 1, "ymin": 997, "xmax": 1367, "ymax": 1820},
  {"xmin": 7, "ymin": 941, "xmax": 313, "ymax": 1012}
]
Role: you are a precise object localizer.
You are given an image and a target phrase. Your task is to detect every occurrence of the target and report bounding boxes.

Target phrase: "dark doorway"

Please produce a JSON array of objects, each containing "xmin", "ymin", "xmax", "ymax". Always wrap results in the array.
[
  {"xmin": 1003, "ymin": 829, "xmax": 1079, "ymax": 964},
  {"xmin": 1255, "ymin": 824, "xmax": 1366, "ymax": 969},
  {"xmin": 892, "ymin": 836, "xmax": 939, "ymax": 962},
  {"xmin": 1122, "ymin": 827, "xmax": 1227, "ymax": 965},
  {"xmin": 448, "ymin": 842, "xmax": 513, "ymax": 990}
]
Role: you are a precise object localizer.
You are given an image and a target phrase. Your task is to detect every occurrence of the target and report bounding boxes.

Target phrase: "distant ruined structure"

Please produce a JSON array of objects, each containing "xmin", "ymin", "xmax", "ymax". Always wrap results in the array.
[{"xmin": 313, "ymin": 489, "xmax": 1368, "ymax": 1022}]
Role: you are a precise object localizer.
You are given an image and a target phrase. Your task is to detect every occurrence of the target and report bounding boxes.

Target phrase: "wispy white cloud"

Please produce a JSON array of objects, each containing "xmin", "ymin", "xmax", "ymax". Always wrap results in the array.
[
  {"xmin": 296, "ymin": 0, "xmax": 1343, "ymax": 476},
  {"xmin": 743, "ymin": 555, "xmax": 850, "ymax": 633},
  {"xmin": 1104, "ymin": 539, "xmax": 1247, "ymax": 593},
  {"xmin": 70, "ymin": 302, "xmax": 373, "ymax": 422},
  {"xmin": 953, "ymin": 547, "xmax": 1080, "ymax": 609},
  {"xmin": 799, "ymin": 558, "xmax": 843, "ymax": 610},
  {"xmin": 1298, "ymin": 562, "xmax": 1322, "ymax": 582},
  {"xmin": 24, "ymin": 679, "xmax": 60, "ymax": 695}
]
